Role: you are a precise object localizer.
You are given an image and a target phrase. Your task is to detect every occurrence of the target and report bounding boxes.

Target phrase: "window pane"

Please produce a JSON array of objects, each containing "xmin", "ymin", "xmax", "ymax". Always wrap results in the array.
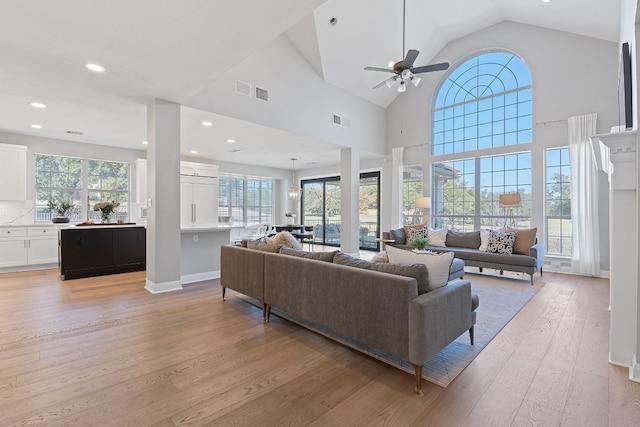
[
  {"xmin": 545, "ymin": 148, "xmax": 571, "ymax": 256},
  {"xmin": 34, "ymin": 154, "xmax": 83, "ymax": 222}
]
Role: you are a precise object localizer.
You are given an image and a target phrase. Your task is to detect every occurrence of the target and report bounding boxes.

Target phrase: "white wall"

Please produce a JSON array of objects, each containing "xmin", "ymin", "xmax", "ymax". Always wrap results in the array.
[{"xmin": 386, "ymin": 21, "xmax": 619, "ymax": 272}]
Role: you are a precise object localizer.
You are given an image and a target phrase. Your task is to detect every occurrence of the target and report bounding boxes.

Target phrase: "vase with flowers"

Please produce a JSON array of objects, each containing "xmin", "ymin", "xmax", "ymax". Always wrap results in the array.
[
  {"xmin": 93, "ymin": 201, "xmax": 120, "ymax": 224},
  {"xmin": 284, "ymin": 212, "xmax": 296, "ymax": 225}
]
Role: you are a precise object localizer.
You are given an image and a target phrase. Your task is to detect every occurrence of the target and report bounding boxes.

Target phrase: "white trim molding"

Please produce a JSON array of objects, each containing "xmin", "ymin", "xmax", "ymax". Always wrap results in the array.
[
  {"xmin": 145, "ymin": 279, "xmax": 183, "ymax": 294},
  {"xmin": 181, "ymin": 270, "xmax": 220, "ymax": 285}
]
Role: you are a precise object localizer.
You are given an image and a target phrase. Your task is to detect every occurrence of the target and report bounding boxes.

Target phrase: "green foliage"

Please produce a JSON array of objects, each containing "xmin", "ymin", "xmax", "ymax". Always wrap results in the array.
[
  {"xmin": 47, "ymin": 200, "xmax": 75, "ymax": 215},
  {"xmin": 408, "ymin": 236, "xmax": 430, "ymax": 250}
]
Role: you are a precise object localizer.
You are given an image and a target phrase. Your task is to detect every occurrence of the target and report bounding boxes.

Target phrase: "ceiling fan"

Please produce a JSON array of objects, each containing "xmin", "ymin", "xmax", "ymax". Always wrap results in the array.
[{"xmin": 364, "ymin": 0, "xmax": 450, "ymax": 92}]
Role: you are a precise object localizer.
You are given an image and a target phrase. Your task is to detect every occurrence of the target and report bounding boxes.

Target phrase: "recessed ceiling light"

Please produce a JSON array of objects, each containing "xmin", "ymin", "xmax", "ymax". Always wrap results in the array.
[
  {"xmin": 142, "ymin": 140, "xmax": 148, "ymax": 145},
  {"xmin": 30, "ymin": 102, "xmax": 46, "ymax": 109},
  {"xmin": 541, "ymin": 0, "xmax": 551, "ymax": 2},
  {"xmin": 31, "ymin": 124, "xmax": 42, "ymax": 129},
  {"xmin": 190, "ymin": 150, "xmax": 198, "ymax": 154},
  {"xmin": 85, "ymin": 63, "xmax": 105, "ymax": 72},
  {"xmin": 226, "ymin": 139, "xmax": 236, "ymax": 143},
  {"xmin": 202, "ymin": 121, "xmax": 212, "ymax": 126}
]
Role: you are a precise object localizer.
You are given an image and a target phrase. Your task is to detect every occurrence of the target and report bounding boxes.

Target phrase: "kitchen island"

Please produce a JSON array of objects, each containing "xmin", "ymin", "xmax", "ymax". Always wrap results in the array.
[{"xmin": 59, "ymin": 225, "xmax": 146, "ymax": 280}]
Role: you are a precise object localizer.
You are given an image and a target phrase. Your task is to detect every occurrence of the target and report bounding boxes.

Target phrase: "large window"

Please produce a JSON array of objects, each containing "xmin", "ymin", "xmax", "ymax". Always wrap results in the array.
[
  {"xmin": 35, "ymin": 154, "xmax": 83, "ymax": 222},
  {"xmin": 301, "ymin": 172, "xmax": 380, "ymax": 250},
  {"xmin": 218, "ymin": 173, "xmax": 273, "ymax": 225},
  {"xmin": 433, "ymin": 51, "xmax": 532, "ymax": 155},
  {"xmin": 431, "ymin": 51, "xmax": 532, "ymax": 231},
  {"xmin": 35, "ymin": 154, "xmax": 129, "ymax": 222},
  {"xmin": 545, "ymin": 148, "xmax": 571, "ymax": 256},
  {"xmin": 87, "ymin": 159, "xmax": 130, "ymax": 222}
]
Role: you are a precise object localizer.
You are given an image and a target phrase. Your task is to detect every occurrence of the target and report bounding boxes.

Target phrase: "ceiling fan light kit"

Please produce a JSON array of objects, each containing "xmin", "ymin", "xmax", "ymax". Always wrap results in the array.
[{"xmin": 365, "ymin": 0, "xmax": 450, "ymax": 92}]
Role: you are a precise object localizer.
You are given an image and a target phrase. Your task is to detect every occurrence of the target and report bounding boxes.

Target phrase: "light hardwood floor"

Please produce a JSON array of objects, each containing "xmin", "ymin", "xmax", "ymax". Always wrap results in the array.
[{"xmin": 1, "ymin": 266, "xmax": 639, "ymax": 426}]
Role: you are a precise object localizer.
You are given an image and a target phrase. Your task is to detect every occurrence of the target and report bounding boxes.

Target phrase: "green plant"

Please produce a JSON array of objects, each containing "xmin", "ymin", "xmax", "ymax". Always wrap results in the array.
[
  {"xmin": 47, "ymin": 200, "xmax": 75, "ymax": 216},
  {"xmin": 408, "ymin": 236, "xmax": 430, "ymax": 250}
]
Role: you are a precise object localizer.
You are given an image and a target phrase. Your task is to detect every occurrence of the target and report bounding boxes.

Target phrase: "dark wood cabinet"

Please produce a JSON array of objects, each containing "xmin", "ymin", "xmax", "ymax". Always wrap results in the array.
[{"xmin": 60, "ymin": 226, "xmax": 146, "ymax": 280}]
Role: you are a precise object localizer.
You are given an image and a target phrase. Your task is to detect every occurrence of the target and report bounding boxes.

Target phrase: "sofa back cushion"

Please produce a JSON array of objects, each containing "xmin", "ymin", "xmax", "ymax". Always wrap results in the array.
[
  {"xmin": 279, "ymin": 246, "xmax": 338, "ymax": 262},
  {"xmin": 334, "ymin": 252, "xmax": 428, "ymax": 294},
  {"xmin": 446, "ymin": 230, "xmax": 481, "ymax": 249},
  {"xmin": 389, "ymin": 228, "xmax": 406, "ymax": 245},
  {"xmin": 385, "ymin": 245, "xmax": 454, "ymax": 292}
]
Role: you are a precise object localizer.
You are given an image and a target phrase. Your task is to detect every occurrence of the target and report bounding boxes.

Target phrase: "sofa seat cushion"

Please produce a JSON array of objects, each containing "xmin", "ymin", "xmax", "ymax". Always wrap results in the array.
[
  {"xmin": 333, "ymin": 252, "xmax": 428, "ymax": 294},
  {"xmin": 385, "ymin": 245, "xmax": 454, "ymax": 292},
  {"xmin": 425, "ymin": 246, "xmax": 537, "ymax": 267}
]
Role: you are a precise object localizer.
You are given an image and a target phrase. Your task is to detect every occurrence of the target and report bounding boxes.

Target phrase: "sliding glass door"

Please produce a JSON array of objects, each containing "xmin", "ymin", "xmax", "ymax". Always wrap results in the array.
[{"xmin": 301, "ymin": 172, "xmax": 380, "ymax": 250}]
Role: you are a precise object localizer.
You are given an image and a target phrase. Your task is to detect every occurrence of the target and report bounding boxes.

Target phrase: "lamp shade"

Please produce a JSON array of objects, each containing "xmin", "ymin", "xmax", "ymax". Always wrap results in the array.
[
  {"xmin": 415, "ymin": 196, "xmax": 431, "ymax": 209},
  {"xmin": 499, "ymin": 193, "xmax": 522, "ymax": 208}
]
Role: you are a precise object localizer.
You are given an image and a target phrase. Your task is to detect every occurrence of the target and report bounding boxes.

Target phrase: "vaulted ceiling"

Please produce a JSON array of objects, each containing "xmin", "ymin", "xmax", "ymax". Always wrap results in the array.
[{"xmin": 0, "ymin": 0, "xmax": 621, "ymax": 169}]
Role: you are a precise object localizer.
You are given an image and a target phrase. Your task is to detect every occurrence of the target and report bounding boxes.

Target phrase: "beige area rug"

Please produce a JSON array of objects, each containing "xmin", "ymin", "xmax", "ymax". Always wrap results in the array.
[{"xmin": 238, "ymin": 273, "xmax": 538, "ymax": 388}]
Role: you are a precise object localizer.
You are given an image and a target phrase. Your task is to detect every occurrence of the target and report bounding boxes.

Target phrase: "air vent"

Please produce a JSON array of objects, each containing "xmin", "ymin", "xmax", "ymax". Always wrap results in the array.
[
  {"xmin": 66, "ymin": 130, "xmax": 84, "ymax": 135},
  {"xmin": 333, "ymin": 114, "xmax": 341, "ymax": 125},
  {"xmin": 255, "ymin": 86, "xmax": 269, "ymax": 102},
  {"xmin": 236, "ymin": 80, "xmax": 251, "ymax": 97}
]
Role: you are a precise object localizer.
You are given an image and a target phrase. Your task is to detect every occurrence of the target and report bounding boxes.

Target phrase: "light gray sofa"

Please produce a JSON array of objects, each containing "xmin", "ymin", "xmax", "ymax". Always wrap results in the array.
[
  {"xmin": 220, "ymin": 244, "xmax": 478, "ymax": 395},
  {"xmin": 383, "ymin": 228, "xmax": 545, "ymax": 285}
]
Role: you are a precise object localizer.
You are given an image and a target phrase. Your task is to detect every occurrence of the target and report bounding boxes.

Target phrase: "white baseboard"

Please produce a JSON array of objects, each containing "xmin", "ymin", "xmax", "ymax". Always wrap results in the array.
[
  {"xmin": 630, "ymin": 355, "xmax": 640, "ymax": 383},
  {"xmin": 181, "ymin": 270, "xmax": 220, "ymax": 285},
  {"xmin": 145, "ymin": 279, "xmax": 183, "ymax": 294}
]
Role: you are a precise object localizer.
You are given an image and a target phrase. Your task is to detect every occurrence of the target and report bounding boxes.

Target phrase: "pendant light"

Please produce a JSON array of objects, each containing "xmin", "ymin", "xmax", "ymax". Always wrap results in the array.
[{"xmin": 287, "ymin": 158, "xmax": 301, "ymax": 201}]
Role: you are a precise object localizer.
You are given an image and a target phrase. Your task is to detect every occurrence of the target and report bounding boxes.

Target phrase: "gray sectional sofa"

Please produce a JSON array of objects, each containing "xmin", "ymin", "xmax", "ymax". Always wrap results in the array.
[
  {"xmin": 220, "ymin": 244, "xmax": 478, "ymax": 395},
  {"xmin": 383, "ymin": 227, "xmax": 544, "ymax": 285}
]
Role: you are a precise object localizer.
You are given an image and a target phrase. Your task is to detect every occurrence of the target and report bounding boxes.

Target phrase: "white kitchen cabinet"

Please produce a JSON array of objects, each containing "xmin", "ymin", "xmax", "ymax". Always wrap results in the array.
[
  {"xmin": 27, "ymin": 226, "xmax": 59, "ymax": 264},
  {"xmin": 180, "ymin": 161, "xmax": 218, "ymax": 178},
  {"xmin": 0, "ymin": 226, "xmax": 59, "ymax": 268},
  {"xmin": 0, "ymin": 228, "xmax": 28, "ymax": 267},
  {"xmin": 181, "ymin": 176, "xmax": 218, "ymax": 228},
  {"xmin": 0, "ymin": 144, "xmax": 27, "ymax": 201}
]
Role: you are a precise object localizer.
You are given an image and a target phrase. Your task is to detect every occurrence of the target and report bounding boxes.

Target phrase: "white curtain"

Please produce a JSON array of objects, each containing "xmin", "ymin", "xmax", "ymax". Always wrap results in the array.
[
  {"xmin": 568, "ymin": 113, "xmax": 601, "ymax": 276},
  {"xmin": 390, "ymin": 147, "xmax": 404, "ymax": 229}
]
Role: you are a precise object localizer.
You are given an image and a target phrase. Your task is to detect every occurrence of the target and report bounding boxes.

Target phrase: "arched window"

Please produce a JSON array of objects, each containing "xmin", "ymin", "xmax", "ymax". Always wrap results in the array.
[
  {"xmin": 432, "ymin": 51, "xmax": 532, "ymax": 155},
  {"xmin": 431, "ymin": 51, "xmax": 533, "ymax": 231}
]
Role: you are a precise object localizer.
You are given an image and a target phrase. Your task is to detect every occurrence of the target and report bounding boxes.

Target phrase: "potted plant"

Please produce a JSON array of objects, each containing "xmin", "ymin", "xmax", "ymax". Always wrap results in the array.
[
  {"xmin": 47, "ymin": 200, "xmax": 75, "ymax": 223},
  {"xmin": 408, "ymin": 236, "xmax": 430, "ymax": 251}
]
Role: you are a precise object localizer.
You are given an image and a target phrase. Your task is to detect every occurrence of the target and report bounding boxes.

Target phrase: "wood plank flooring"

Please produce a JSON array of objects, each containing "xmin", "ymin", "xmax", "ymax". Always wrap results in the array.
[{"xmin": 0, "ymin": 267, "xmax": 639, "ymax": 426}]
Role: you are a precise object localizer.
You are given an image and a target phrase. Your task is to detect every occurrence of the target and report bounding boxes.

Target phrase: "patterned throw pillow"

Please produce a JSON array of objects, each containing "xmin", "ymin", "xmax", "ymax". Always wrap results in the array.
[
  {"xmin": 404, "ymin": 224, "xmax": 428, "ymax": 242},
  {"xmin": 486, "ymin": 231, "xmax": 516, "ymax": 254}
]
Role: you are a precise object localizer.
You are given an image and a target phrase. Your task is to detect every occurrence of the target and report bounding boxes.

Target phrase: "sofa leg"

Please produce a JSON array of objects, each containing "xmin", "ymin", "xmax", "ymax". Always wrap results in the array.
[
  {"xmin": 264, "ymin": 304, "xmax": 271, "ymax": 323},
  {"xmin": 411, "ymin": 363, "xmax": 424, "ymax": 396},
  {"xmin": 222, "ymin": 287, "xmax": 226, "ymax": 300},
  {"xmin": 479, "ymin": 267, "xmax": 483, "ymax": 273},
  {"xmin": 540, "ymin": 268, "xmax": 543, "ymax": 276},
  {"xmin": 469, "ymin": 326, "xmax": 474, "ymax": 345},
  {"xmin": 530, "ymin": 274, "xmax": 534, "ymax": 286}
]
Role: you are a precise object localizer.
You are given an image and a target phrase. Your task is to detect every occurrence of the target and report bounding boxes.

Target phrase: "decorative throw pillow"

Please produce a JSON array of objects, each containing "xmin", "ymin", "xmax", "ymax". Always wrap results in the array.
[
  {"xmin": 334, "ymin": 252, "xmax": 429, "ymax": 294},
  {"xmin": 445, "ymin": 230, "xmax": 481, "ymax": 249},
  {"xmin": 486, "ymin": 231, "xmax": 516, "ymax": 254},
  {"xmin": 267, "ymin": 231, "xmax": 302, "ymax": 250},
  {"xmin": 427, "ymin": 227, "xmax": 448, "ymax": 247},
  {"xmin": 371, "ymin": 251, "xmax": 389, "ymax": 263},
  {"xmin": 478, "ymin": 229, "xmax": 491, "ymax": 251},
  {"xmin": 385, "ymin": 244, "xmax": 454, "ymax": 291},
  {"xmin": 278, "ymin": 246, "xmax": 338, "ymax": 262},
  {"xmin": 507, "ymin": 227, "xmax": 538, "ymax": 255},
  {"xmin": 403, "ymin": 224, "xmax": 428, "ymax": 242}
]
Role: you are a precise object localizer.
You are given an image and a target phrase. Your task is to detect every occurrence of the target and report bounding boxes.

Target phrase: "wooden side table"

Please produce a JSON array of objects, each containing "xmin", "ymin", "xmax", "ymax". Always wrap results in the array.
[{"xmin": 375, "ymin": 238, "xmax": 395, "ymax": 250}]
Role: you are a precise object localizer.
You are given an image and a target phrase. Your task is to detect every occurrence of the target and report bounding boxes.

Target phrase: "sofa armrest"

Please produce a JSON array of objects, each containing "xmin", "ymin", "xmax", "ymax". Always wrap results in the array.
[
  {"xmin": 530, "ymin": 243, "xmax": 545, "ymax": 271},
  {"xmin": 407, "ymin": 279, "xmax": 472, "ymax": 365}
]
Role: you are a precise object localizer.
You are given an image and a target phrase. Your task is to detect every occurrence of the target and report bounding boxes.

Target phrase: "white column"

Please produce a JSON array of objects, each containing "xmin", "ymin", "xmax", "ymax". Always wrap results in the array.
[
  {"xmin": 596, "ymin": 131, "xmax": 638, "ymax": 376},
  {"xmin": 145, "ymin": 99, "xmax": 182, "ymax": 293},
  {"xmin": 340, "ymin": 147, "xmax": 360, "ymax": 255}
]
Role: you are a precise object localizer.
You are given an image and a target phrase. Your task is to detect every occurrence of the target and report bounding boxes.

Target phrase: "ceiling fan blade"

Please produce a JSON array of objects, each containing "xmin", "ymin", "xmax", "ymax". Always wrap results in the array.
[
  {"xmin": 372, "ymin": 76, "xmax": 395, "ymax": 89},
  {"xmin": 412, "ymin": 62, "xmax": 450, "ymax": 74},
  {"xmin": 403, "ymin": 49, "xmax": 419, "ymax": 69},
  {"xmin": 364, "ymin": 66, "xmax": 395, "ymax": 73}
]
